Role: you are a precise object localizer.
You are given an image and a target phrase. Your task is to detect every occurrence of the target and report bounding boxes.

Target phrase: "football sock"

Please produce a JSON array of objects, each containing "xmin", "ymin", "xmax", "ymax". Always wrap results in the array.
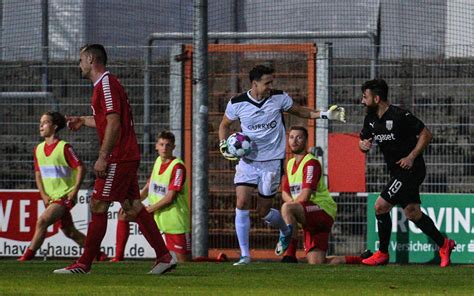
[
  {"xmin": 235, "ymin": 208, "xmax": 250, "ymax": 257},
  {"xmin": 414, "ymin": 213, "xmax": 445, "ymax": 247},
  {"xmin": 135, "ymin": 206, "xmax": 169, "ymax": 258},
  {"xmin": 345, "ymin": 256, "xmax": 363, "ymax": 264},
  {"xmin": 285, "ymin": 238, "xmax": 298, "ymax": 257},
  {"xmin": 263, "ymin": 208, "xmax": 290, "ymax": 236},
  {"xmin": 376, "ymin": 212, "xmax": 392, "ymax": 253},
  {"xmin": 78, "ymin": 212, "xmax": 108, "ymax": 267},
  {"xmin": 114, "ymin": 219, "xmax": 130, "ymax": 260}
]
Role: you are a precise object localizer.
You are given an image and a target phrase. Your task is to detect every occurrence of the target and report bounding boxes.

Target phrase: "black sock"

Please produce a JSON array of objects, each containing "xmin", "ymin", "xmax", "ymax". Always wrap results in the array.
[
  {"xmin": 376, "ymin": 213, "xmax": 392, "ymax": 253},
  {"xmin": 414, "ymin": 213, "xmax": 445, "ymax": 247}
]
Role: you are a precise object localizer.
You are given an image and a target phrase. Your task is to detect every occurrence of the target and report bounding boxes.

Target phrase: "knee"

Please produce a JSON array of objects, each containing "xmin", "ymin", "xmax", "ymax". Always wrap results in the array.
[
  {"xmin": 374, "ymin": 203, "xmax": 389, "ymax": 215},
  {"xmin": 255, "ymin": 205, "xmax": 269, "ymax": 217},
  {"xmin": 404, "ymin": 207, "xmax": 422, "ymax": 221},
  {"xmin": 61, "ymin": 228, "xmax": 73, "ymax": 238}
]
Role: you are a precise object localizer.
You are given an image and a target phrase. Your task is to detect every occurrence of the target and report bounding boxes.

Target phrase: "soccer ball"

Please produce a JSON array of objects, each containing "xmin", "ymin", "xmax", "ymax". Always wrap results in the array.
[{"xmin": 226, "ymin": 132, "xmax": 252, "ymax": 158}]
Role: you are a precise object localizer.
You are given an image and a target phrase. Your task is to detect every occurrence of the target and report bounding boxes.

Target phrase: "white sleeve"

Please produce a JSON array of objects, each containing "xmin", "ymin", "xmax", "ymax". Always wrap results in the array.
[
  {"xmin": 224, "ymin": 100, "xmax": 238, "ymax": 121},
  {"xmin": 281, "ymin": 92, "xmax": 294, "ymax": 111}
]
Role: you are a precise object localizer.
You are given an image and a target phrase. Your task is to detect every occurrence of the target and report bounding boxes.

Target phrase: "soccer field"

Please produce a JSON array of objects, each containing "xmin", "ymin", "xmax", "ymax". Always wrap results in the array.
[{"xmin": 0, "ymin": 260, "xmax": 472, "ymax": 295}]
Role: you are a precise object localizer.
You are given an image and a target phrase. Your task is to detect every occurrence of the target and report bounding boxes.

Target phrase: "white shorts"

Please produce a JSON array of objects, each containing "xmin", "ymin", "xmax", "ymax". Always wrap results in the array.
[{"xmin": 234, "ymin": 159, "xmax": 283, "ymax": 197}]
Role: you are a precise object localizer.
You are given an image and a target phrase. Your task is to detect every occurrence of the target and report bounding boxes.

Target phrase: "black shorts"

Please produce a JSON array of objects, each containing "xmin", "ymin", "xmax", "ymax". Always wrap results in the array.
[{"xmin": 380, "ymin": 168, "xmax": 426, "ymax": 208}]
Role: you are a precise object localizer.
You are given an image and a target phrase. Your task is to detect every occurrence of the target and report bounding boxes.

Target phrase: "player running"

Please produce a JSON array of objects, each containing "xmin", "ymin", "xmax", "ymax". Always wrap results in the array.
[
  {"xmin": 359, "ymin": 79, "xmax": 456, "ymax": 267},
  {"xmin": 218, "ymin": 64, "xmax": 346, "ymax": 265}
]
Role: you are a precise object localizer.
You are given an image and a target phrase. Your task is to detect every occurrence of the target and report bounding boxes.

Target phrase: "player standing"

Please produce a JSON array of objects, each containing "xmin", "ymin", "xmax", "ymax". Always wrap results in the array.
[
  {"xmin": 218, "ymin": 65, "xmax": 346, "ymax": 265},
  {"xmin": 359, "ymin": 79, "xmax": 455, "ymax": 267},
  {"xmin": 18, "ymin": 111, "xmax": 107, "ymax": 262},
  {"xmin": 53, "ymin": 44, "xmax": 175, "ymax": 274},
  {"xmin": 275, "ymin": 126, "xmax": 370, "ymax": 264},
  {"xmin": 110, "ymin": 130, "xmax": 191, "ymax": 263}
]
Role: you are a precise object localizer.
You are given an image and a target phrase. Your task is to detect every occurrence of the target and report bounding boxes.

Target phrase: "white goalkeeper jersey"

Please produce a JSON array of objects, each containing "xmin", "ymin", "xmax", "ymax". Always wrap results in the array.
[{"xmin": 224, "ymin": 90, "xmax": 293, "ymax": 161}]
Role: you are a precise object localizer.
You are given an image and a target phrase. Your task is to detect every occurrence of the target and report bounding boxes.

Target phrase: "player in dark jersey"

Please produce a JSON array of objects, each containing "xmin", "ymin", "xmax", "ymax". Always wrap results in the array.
[{"xmin": 359, "ymin": 79, "xmax": 455, "ymax": 267}]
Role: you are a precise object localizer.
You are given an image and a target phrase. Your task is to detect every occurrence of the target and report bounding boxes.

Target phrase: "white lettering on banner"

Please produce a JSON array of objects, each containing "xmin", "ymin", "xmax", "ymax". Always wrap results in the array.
[
  {"xmin": 375, "ymin": 207, "xmax": 474, "ymax": 234},
  {"xmin": 454, "ymin": 208, "xmax": 470, "ymax": 233},
  {"xmin": 0, "ymin": 200, "xmax": 13, "ymax": 231},
  {"xmin": 19, "ymin": 200, "xmax": 30, "ymax": 232}
]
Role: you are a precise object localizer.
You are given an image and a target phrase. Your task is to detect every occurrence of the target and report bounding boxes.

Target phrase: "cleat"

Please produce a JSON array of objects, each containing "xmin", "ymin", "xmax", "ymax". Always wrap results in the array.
[
  {"xmin": 148, "ymin": 254, "xmax": 177, "ymax": 275},
  {"xmin": 217, "ymin": 252, "xmax": 228, "ymax": 262},
  {"xmin": 361, "ymin": 251, "xmax": 389, "ymax": 266},
  {"xmin": 109, "ymin": 257, "xmax": 123, "ymax": 263},
  {"xmin": 281, "ymin": 255, "xmax": 298, "ymax": 263},
  {"xmin": 439, "ymin": 238, "xmax": 456, "ymax": 267},
  {"xmin": 18, "ymin": 248, "xmax": 36, "ymax": 261},
  {"xmin": 233, "ymin": 256, "xmax": 251, "ymax": 266},
  {"xmin": 53, "ymin": 262, "xmax": 90, "ymax": 274},
  {"xmin": 96, "ymin": 251, "xmax": 109, "ymax": 262},
  {"xmin": 360, "ymin": 249, "xmax": 373, "ymax": 259},
  {"xmin": 275, "ymin": 225, "xmax": 293, "ymax": 256}
]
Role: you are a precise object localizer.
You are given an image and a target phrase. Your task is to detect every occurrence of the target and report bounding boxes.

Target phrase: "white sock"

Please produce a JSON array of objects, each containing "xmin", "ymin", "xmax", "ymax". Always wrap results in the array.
[
  {"xmin": 263, "ymin": 208, "xmax": 290, "ymax": 236},
  {"xmin": 235, "ymin": 208, "xmax": 250, "ymax": 257}
]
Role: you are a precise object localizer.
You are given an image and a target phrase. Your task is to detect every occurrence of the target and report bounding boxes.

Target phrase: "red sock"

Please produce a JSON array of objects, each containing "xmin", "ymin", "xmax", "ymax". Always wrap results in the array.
[
  {"xmin": 78, "ymin": 212, "xmax": 108, "ymax": 267},
  {"xmin": 135, "ymin": 207, "xmax": 169, "ymax": 258},
  {"xmin": 345, "ymin": 255, "xmax": 363, "ymax": 264},
  {"xmin": 114, "ymin": 220, "xmax": 130, "ymax": 260},
  {"xmin": 284, "ymin": 238, "xmax": 298, "ymax": 257}
]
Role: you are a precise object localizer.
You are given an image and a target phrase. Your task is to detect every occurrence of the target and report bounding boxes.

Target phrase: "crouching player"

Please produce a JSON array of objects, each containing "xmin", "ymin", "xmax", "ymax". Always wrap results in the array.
[
  {"xmin": 275, "ymin": 126, "xmax": 369, "ymax": 264},
  {"xmin": 18, "ymin": 111, "xmax": 107, "ymax": 261},
  {"xmin": 110, "ymin": 130, "xmax": 191, "ymax": 263}
]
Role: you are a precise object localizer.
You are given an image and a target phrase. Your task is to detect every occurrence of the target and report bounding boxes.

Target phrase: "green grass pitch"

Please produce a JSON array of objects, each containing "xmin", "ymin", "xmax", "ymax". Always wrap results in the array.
[{"xmin": 0, "ymin": 259, "xmax": 472, "ymax": 295}]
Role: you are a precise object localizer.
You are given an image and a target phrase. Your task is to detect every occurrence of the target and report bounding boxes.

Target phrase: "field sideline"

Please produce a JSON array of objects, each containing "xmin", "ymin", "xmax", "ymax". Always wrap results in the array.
[{"xmin": 0, "ymin": 259, "xmax": 472, "ymax": 295}]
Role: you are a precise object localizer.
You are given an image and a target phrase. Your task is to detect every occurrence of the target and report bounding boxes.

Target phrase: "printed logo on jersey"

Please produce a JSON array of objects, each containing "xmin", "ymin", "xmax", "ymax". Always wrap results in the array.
[
  {"xmin": 369, "ymin": 122, "xmax": 375, "ymax": 128},
  {"xmin": 386, "ymin": 120, "xmax": 393, "ymax": 131},
  {"xmin": 290, "ymin": 184, "xmax": 302, "ymax": 196},
  {"xmin": 247, "ymin": 120, "xmax": 277, "ymax": 130},
  {"xmin": 374, "ymin": 133, "xmax": 396, "ymax": 142},
  {"xmin": 151, "ymin": 182, "xmax": 167, "ymax": 195},
  {"xmin": 254, "ymin": 110, "xmax": 265, "ymax": 115}
]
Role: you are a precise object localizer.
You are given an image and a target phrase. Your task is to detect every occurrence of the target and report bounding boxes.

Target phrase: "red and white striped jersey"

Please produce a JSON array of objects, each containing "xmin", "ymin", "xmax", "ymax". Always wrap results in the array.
[{"xmin": 91, "ymin": 71, "xmax": 140, "ymax": 163}]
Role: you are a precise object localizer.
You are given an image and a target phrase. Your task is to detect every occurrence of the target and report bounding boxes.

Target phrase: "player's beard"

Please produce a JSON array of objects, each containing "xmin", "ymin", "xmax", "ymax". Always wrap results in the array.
[
  {"xmin": 291, "ymin": 147, "xmax": 305, "ymax": 154},
  {"xmin": 365, "ymin": 104, "xmax": 377, "ymax": 114}
]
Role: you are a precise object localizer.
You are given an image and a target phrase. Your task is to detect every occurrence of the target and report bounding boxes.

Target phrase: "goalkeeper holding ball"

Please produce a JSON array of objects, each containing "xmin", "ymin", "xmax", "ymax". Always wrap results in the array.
[{"xmin": 218, "ymin": 64, "xmax": 345, "ymax": 265}]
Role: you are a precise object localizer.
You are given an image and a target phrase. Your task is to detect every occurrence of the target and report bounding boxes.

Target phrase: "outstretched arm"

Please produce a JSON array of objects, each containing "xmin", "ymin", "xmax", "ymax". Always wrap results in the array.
[
  {"xmin": 66, "ymin": 115, "xmax": 96, "ymax": 130},
  {"xmin": 288, "ymin": 104, "xmax": 346, "ymax": 122}
]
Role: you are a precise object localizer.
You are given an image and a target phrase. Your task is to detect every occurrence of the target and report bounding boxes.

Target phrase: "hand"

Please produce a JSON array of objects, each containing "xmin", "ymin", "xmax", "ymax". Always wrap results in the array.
[
  {"xmin": 397, "ymin": 155, "xmax": 414, "ymax": 170},
  {"xmin": 94, "ymin": 156, "xmax": 108, "ymax": 178},
  {"xmin": 321, "ymin": 105, "xmax": 346, "ymax": 123},
  {"xmin": 66, "ymin": 116, "xmax": 84, "ymax": 131},
  {"xmin": 219, "ymin": 139, "xmax": 238, "ymax": 161},
  {"xmin": 145, "ymin": 205, "xmax": 154, "ymax": 214},
  {"xmin": 359, "ymin": 138, "xmax": 372, "ymax": 152}
]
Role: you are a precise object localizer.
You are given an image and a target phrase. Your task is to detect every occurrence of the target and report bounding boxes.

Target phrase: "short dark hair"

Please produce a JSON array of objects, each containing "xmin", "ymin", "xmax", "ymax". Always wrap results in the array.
[
  {"xmin": 249, "ymin": 65, "xmax": 274, "ymax": 83},
  {"xmin": 43, "ymin": 111, "xmax": 66, "ymax": 132},
  {"xmin": 361, "ymin": 79, "xmax": 389, "ymax": 101},
  {"xmin": 289, "ymin": 126, "xmax": 308, "ymax": 140},
  {"xmin": 156, "ymin": 130, "xmax": 175, "ymax": 144},
  {"xmin": 80, "ymin": 44, "xmax": 108, "ymax": 65}
]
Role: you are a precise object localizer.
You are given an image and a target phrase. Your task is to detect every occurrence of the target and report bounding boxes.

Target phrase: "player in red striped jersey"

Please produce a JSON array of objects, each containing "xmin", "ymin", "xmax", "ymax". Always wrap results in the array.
[{"xmin": 53, "ymin": 44, "xmax": 174, "ymax": 275}]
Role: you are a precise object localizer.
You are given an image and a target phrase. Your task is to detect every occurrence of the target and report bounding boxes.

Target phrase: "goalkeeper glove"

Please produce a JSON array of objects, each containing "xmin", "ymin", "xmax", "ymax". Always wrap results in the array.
[
  {"xmin": 320, "ymin": 105, "xmax": 346, "ymax": 123},
  {"xmin": 219, "ymin": 139, "xmax": 238, "ymax": 161}
]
